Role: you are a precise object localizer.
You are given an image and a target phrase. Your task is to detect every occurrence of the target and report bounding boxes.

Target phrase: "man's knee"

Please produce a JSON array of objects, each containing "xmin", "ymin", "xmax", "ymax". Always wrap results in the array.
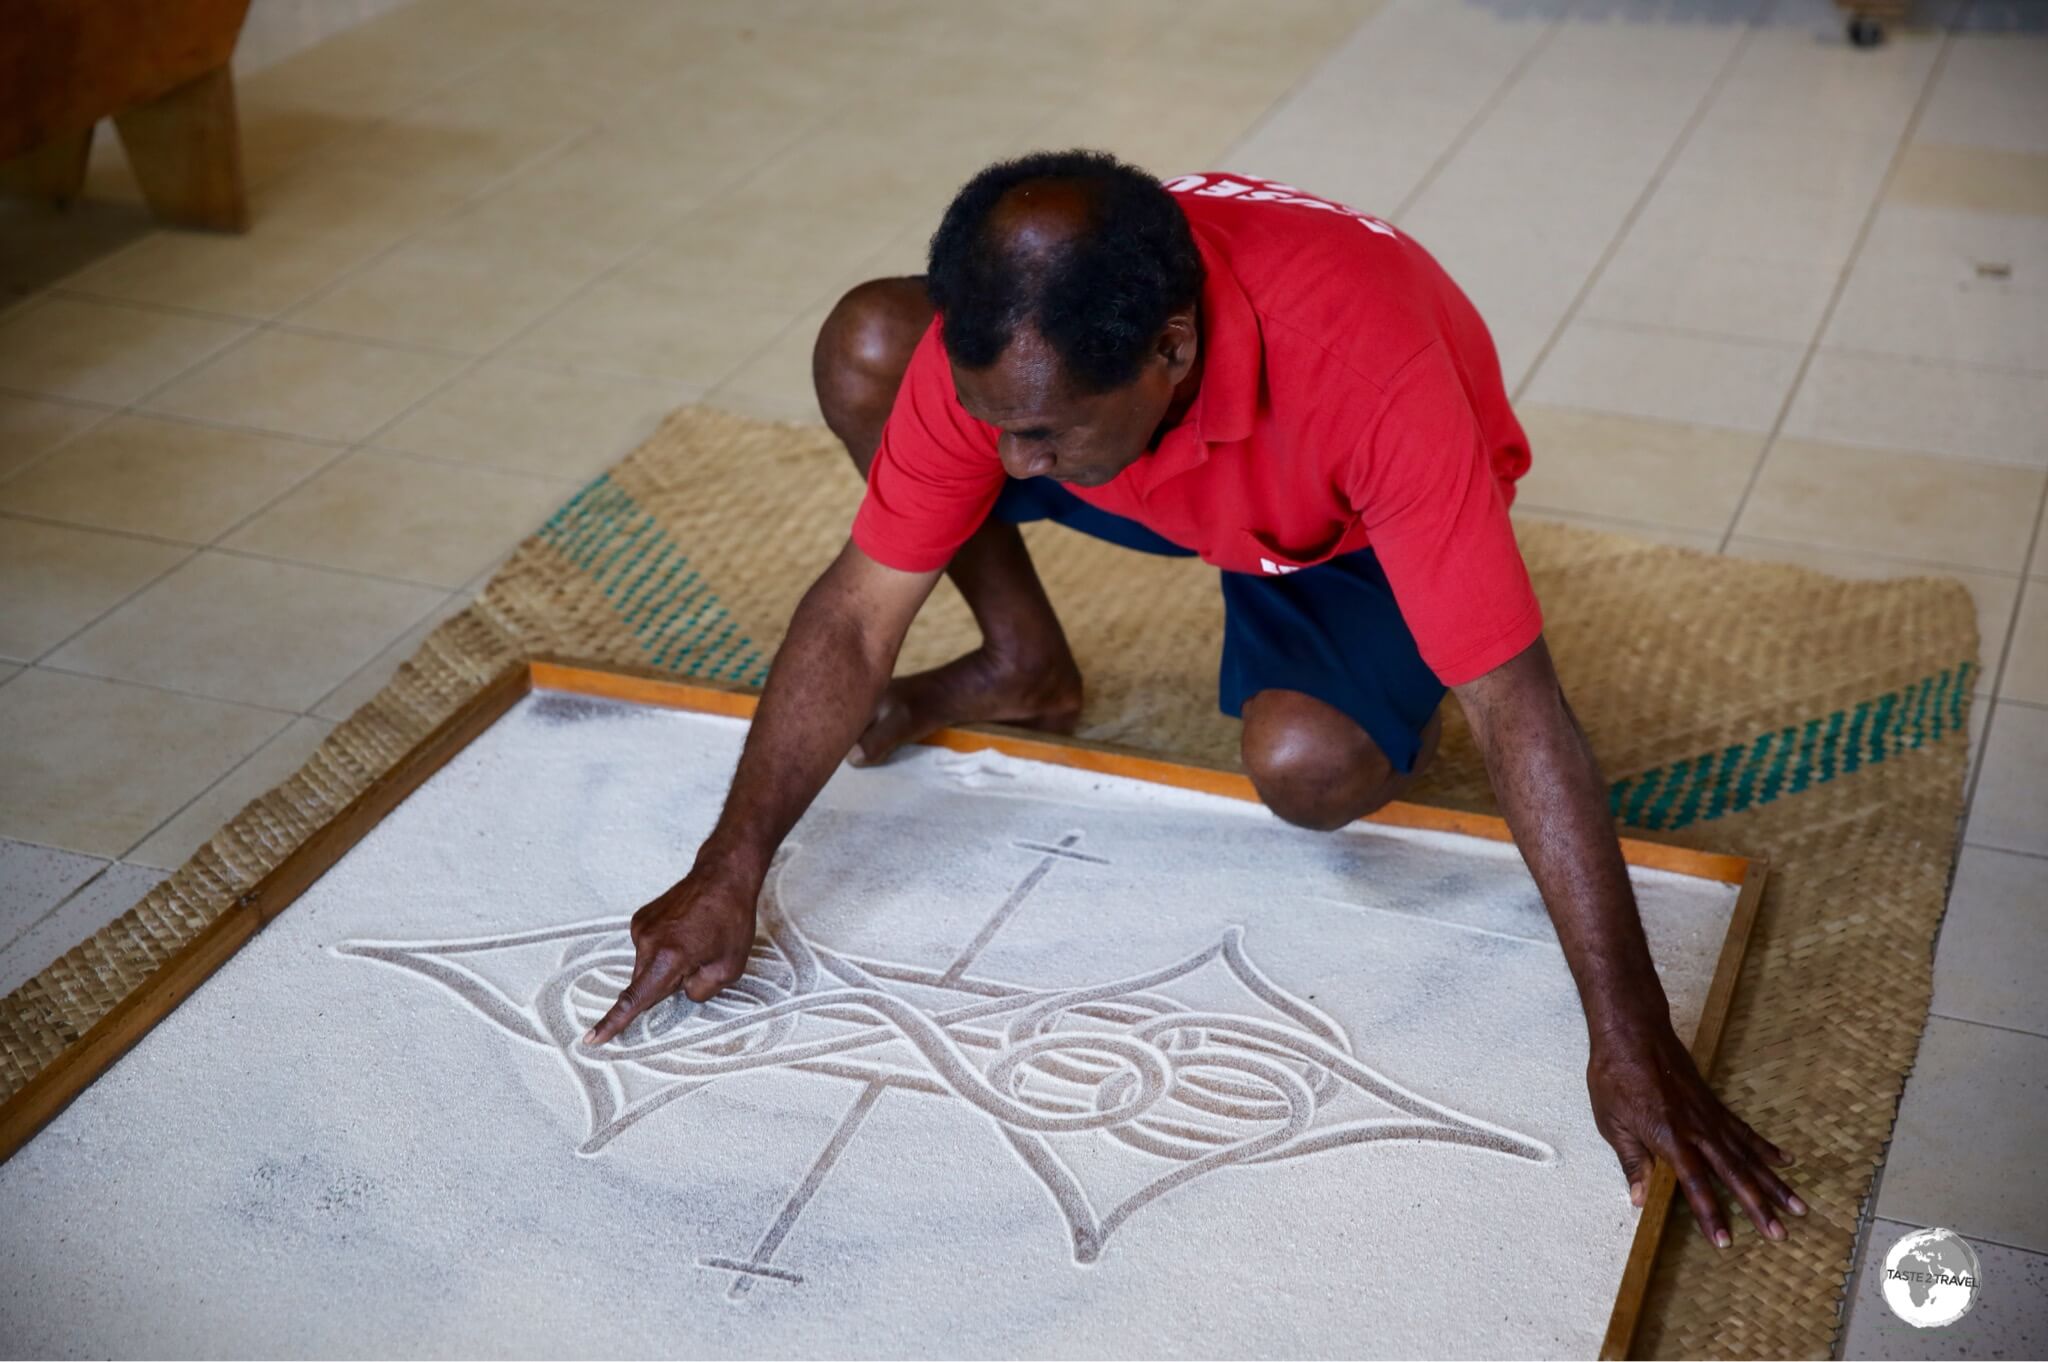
[
  {"xmin": 813, "ymin": 276, "xmax": 932, "ymax": 465},
  {"xmin": 1240, "ymin": 690, "xmax": 1435, "ymax": 831}
]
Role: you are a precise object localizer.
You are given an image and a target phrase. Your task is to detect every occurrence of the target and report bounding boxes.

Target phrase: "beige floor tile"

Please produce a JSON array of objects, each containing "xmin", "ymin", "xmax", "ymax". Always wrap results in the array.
[
  {"xmin": 284, "ymin": 241, "xmax": 599, "ymax": 354},
  {"xmin": 375, "ymin": 362, "xmax": 695, "ymax": 481},
  {"xmin": 714, "ymin": 308, "xmax": 830, "ymax": 420},
  {"xmin": 0, "ymin": 838, "xmax": 106, "ymax": 945},
  {"xmin": 1510, "ymin": 509, "xmax": 1724, "ymax": 554},
  {"xmin": 1721, "ymin": 537, "xmax": 2019, "ymax": 671},
  {"xmin": 246, "ymin": 163, "xmax": 477, "ymax": 251},
  {"xmin": 0, "ymin": 518, "xmax": 188, "ymax": 662},
  {"xmin": 1892, "ymin": 143, "xmax": 2048, "ymax": 217},
  {"xmin": 0, "ymin": 860, "xmax": 165, "ymax": 997},
  {"xmin": 1968, "ymin": 701, "xmax": 2048, "ymax": 858},
  {"xmin": 1930, "ymin": 846, "xmax": 2048, "ymax": 1037},
  {"xmin": 1875, "ymin": 1016, "xmax": 2048, "ymax": 1253},
  {"xmin": 1916, "ymin": 34, "xmax": 2048, "ymax": 157},
  {"xmin": 0, "ymin": 668, "xmax": 287, "ymax": 857},
  {"xmin": 702, "ymin": 384, "xmax": 827, "ymax": 428},
  {"xmin": 1225, "ymin": 116, "xmax": 1449, "ymax": 223},
  {"xmin": 1525, "ymin": 322, "xmax": 1804, "ymax": 434},
  {"xmin": 47, "ymin": 550, "xmax": 444, "ymax": 711},
  {"xmin": 144, "ymin": 329, "xmax": 465, "ymax": 443},
  {"xmin": 1485, "ymin": 309, "xmax": 1560, "ymax": 397},
  {"xmin": 311, "ymin": 589, "xmax": 467, "ymax": 722},
  {"xmin": 1827, "ymin": 269, "xmax": 2048, "ymax": 372},
  {"xmin": 0, "ymin": 393, "xmax": 106, "ymax": 480},
  {"xmin": 1785, "ymin": 350, "xmax": 2048, "ymax": 468},
  {"xmin": 128, "ymin": 716, "xmax": 338, "ymax": 871},
  {"xmin": 1401, "ymin": 157, "xmax": 1649, "ymax": 262},
  {"xmin": 2002, "ymin": 584, "xmax": 2048, "ymax": 707},
  {"xmin": 1718, "ymin": 24, "xmax": 1938, "ymax": 133},
  {"xmin": 504, "ymin": 275, "xmax": 802, "ymax": 389},
  {"xmin": 1581, "ymin": 246, "xmax": 1842, "ymax": 347},
  {"xmin": 627, "ymin": 198, "xmax": 908, "ymax": 314},
  {"xmin": 1514, "ymin": 406, "xmax": 1765, "ymax": 533},
  {"xmin": 60, "ymin": 225, "xmax": 385, "ymax": 320},
  {"xmin": 406, "ymin": 183, "xmax": 662, "ymax": 277},
  {"xmin": 0, "ymin": 297, "xmax": 246, "ymax": 405},
  {"xmin": 1620, "ymin": 178, "xmax": 1875, "ymax": 275},
  {"xmin": 1840, "ymin": 1217, "xmax": 2048, "ymax": 1361},
  {"xmin": 1858, "ymin": 200, "xmax": 2048, "ymax": 284},
  {"xmin": 1402, "ymin": 226, "xmax": 1599, "ymax": 325},
  {"xmin": 224, "ymin": 449, "xmax": 570, "ymax": 588},
  {"xmin": 0, "ymin": 415, "xmax": 332, "ymax": 544},
  {"xmin": 1671, "ymin": 106, "xmax": 1901, "ymax": 204},
  {"xmin": 1734, "ymin": 438, "xmax": 2042, "ymax": 574},
  {"xmin": 305, "ymin": 104, "xmax": 589, "ymax": 206}
]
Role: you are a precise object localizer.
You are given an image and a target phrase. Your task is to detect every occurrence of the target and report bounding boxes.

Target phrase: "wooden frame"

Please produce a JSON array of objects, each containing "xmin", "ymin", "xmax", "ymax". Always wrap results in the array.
[{"xmin": 0, "ymin": 657, "xmax": 1766, "ymax": 1359}]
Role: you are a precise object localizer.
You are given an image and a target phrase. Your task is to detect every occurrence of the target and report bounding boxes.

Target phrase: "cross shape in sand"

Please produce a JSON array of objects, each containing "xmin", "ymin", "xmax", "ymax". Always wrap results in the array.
[{"xmin": 338, "ymin": 833, "xmax": 1552, "ymax": 1299}]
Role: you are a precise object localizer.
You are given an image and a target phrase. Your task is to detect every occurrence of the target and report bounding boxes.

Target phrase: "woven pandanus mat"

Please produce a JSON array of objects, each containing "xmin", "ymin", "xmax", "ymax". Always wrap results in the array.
[{"xmin": 2, "ymin": 405, "xmax": 1977, "ymax": 1359}]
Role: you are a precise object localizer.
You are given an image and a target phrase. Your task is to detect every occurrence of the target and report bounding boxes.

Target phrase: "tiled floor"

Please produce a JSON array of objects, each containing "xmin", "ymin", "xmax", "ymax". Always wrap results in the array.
[{"xmin": 1, "ymin": 0, "xmax": 2045, "ymax": 1352}]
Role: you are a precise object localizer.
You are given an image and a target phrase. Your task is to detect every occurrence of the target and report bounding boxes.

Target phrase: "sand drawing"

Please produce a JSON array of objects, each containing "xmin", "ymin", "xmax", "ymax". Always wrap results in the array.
[{"xmin": 336, "ymin": 831, "xmax": 1554, "ymax": 1298}]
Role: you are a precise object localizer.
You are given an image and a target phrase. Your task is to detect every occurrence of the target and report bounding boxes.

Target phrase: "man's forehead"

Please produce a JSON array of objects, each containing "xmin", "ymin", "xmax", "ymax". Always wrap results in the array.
[{"xmin": 952, "ymin": 331, "xmax": 1086, "ymax": 426}]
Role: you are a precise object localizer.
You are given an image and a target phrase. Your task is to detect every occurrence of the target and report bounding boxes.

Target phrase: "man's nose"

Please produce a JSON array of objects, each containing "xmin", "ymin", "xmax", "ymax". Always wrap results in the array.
[{"xmin": 998, "ymin": 437, "xmax": 1055, "ymax": 481}]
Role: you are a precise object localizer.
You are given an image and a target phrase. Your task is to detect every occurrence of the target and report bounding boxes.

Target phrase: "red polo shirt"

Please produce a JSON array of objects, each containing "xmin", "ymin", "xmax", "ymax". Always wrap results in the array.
[{"xmin": 851, "ymin": 171, "xmax": 1540, "ymax": 687}]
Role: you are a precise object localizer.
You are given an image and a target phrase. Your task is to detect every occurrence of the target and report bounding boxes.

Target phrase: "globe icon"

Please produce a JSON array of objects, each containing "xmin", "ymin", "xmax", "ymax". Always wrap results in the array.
[{"xmin": 1880, "ymin": 1227, "xmax": 1981, "ymax": 1328}]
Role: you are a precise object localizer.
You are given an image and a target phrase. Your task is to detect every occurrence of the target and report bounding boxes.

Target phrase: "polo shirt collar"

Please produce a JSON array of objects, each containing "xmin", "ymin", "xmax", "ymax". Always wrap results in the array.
[{"xmin": 1186, "ymin": 223, "xmax": 1261, "ymax": 447}]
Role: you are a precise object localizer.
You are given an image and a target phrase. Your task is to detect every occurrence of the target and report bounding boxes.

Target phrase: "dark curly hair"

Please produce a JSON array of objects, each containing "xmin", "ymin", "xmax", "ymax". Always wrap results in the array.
[{"xmin": 925, "ymin": 150, "xmax": 1205, "ymax": 394}]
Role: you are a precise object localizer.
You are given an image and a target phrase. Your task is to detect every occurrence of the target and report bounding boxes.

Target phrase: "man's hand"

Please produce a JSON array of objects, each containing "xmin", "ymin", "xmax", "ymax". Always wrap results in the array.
[
  {"xmin": 580, "ymin": 541, "xmax": 941, "ymax": 1048},
  {"xmin": 583, "ymin": 867, "xmax": 759, "ymax": 1046},
  {"xmin": 1588, "ymin": 1017, "xmax": 1806, "ymax": 1246}
]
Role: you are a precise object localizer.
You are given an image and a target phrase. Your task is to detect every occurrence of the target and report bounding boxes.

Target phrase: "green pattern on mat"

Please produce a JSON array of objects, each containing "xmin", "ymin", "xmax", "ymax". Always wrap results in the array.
[
  {"xmin": 1609, "ymin": 662, "xmax": 1974, "ymax": 831},
  {"xmin": 545, "ymin": 474, "xmax": 1973, "ymax": 834},
  {"xmin": 537, "ymin": 476, "xmax": 770, "ymax": 683}
]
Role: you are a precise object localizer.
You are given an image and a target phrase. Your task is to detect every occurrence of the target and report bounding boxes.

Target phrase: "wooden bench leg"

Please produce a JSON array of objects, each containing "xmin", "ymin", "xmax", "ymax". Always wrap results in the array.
[
  {"xmin": 0, "ymin": 127, "xmax": 95, "ymax": 205},
  {"xmin": 112, "ymin": 63, "xmax": 249, "ymax": 232}
]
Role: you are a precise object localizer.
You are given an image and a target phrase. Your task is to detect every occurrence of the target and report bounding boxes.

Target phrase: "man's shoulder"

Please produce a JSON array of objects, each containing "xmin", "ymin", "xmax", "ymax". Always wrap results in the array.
[{"xmin": 1170, "ymin": 173, "xmax": 1448, "ymax": 390}]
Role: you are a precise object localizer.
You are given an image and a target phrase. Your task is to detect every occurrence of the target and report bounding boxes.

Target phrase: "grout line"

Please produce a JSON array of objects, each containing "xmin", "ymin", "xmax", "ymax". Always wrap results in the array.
[
  {"xmin": 19, "ymin": 539, "xmax": 198, "ymax": 668},
  {"xmin": 111, "ymin": 710, "xmax": 338, "ymax": 867},
  {"xmin": 1388, "ymin": 7, "xmax": 1574, "ymax": 224},
  {"xmin": 1871, "ymin": 1223, "xmax": 2048, "ymax": 1262},
  {"xmin": 1719, "ymin": 532, "xmax": 2027, "ymax": 581},
  {"xmin": 1953, "ymin": 834, "xmax": 2048, "ymax": 866},
  {"xmin": 1983, "ymin": 490, "xmax": 2048, "ymax": 702},
  {"xmin": 0, "ymin": 857, "xmax": 139, "ymax": 962},
  {"xmin": 1924, "ymin": 1010, "xmax": 2048, "ymax": 1044},
  {"xmin": 1551, "ymin": 313, "xmax": 1808, "ymax": 355},
  {"xmin": 1960, "ymin": 494, "xmax": 2048, "ymax": 817},
  {"xmin": 25, "ymin": 663, "xmax": 305, "ymax": 720},
  {"xmin": 1714, "ymin": 21, "xmax": 1962, "ymax": 554},
  {"xmin": 1512, "ymin": 0, "xmax": 1777, "ymax": 414}
]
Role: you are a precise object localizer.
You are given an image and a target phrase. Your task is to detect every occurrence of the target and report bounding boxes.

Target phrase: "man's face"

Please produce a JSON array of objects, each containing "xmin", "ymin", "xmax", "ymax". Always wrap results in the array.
[{"xmin": 951, "ymin": 317, "xmax": 1197, "ymax": 489}]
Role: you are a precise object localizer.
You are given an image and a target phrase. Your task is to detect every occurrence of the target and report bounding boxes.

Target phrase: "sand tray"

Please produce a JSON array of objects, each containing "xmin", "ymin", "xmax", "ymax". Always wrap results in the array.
[{"xmin": 0, "ymin": 405, "xmax": 1979, "ymax": 1359}]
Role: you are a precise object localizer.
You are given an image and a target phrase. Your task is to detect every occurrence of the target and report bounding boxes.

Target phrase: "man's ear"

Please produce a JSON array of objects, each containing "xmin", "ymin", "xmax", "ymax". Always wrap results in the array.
[{"xmin": 1159, "ymin": 308, "xmax": 1199, "ymax": 380}]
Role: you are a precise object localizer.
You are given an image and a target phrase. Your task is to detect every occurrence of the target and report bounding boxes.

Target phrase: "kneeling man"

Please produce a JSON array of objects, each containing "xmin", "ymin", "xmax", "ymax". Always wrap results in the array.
[{"xmin": 590, "ymin": 150, "xmax": 1804, "ymax": 1249}]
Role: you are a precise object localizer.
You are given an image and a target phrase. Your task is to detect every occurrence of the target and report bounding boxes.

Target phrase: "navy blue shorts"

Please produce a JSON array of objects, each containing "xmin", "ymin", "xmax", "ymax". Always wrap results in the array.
[{"xmin": 991, "ymin": 477, "xmax": 1446, "ymax": 773}]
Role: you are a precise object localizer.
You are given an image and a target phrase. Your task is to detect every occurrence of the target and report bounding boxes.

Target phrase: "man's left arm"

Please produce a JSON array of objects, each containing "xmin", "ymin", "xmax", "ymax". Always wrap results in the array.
[{"xmin": 1454, "ymin": 635, "xmax": 1807, "ymax": 1247}]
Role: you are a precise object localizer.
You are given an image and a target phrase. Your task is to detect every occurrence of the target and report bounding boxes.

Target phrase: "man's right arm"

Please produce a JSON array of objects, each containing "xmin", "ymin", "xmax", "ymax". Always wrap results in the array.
[{"xmin": 584, "ymin": 540, "xmax": 940, "ymax": 1044}]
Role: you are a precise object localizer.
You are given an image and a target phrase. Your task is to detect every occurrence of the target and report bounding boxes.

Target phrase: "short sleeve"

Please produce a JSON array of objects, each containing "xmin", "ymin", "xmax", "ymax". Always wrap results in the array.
[
  {"xmin": 850, "ymin": 319, "xmax": 1006, "ymax": 572},
  {"xmin": 1344, "ymin": 343, "xmax": 1542, "ymax": 686}
]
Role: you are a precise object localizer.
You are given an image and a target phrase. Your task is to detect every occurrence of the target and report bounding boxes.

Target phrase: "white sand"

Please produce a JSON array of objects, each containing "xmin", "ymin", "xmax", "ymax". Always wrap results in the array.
[{"xmin": 0, "ymin": 691, "xmax": 1737, "ymax": 1358}]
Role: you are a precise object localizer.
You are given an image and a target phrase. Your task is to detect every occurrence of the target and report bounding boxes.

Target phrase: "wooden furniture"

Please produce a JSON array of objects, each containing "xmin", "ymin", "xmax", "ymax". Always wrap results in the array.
[{"xmin": 0, "ymin": 0, "xmax": 254, "ymax": 231}]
